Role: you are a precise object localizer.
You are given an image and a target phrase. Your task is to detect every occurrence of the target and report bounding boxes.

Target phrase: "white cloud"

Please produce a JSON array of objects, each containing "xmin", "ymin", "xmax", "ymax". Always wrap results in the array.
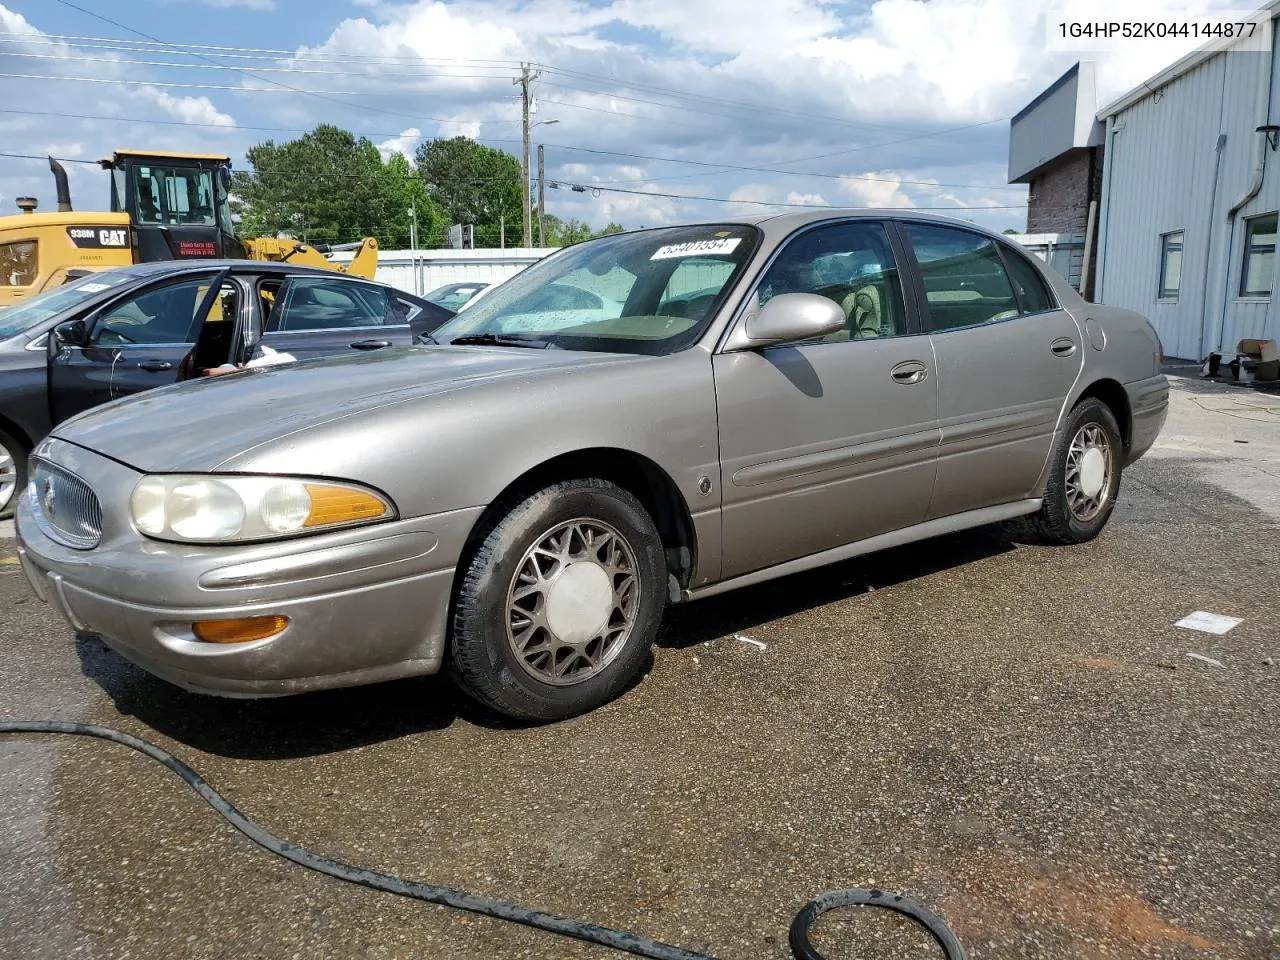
[
  {"xmin": 138, "ymin": 87, "xmax": 237, "ymax": 128},
  {"xmin": 786, "ymin": 190, "xmax": 826, "ymax": 206},
  {"xmin": 193, "ymin": 0, "xmax": 276, "ymax": 8},
  {"xmin": 378, "ymin": 127, "xmax": 423, "ymax": 161},
  {"xmin": 837, "ymin": 171, "xmax": 916, "ymax": 208}
]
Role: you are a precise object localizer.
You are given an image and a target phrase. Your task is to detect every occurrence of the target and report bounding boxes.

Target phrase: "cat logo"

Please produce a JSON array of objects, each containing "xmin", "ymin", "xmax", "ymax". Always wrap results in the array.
[{"xmin": 65, "ymin": 226, "xmax": 130, "ymax": 249}]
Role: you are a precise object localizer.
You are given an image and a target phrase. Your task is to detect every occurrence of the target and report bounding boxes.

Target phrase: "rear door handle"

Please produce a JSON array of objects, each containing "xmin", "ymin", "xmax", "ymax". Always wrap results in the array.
[
  {"xmin": 890, "ymin": 360, "xmax": 929, "ymax": 385},
  {"xmin": 137, "ymin": 359, "xmax": 172, "ymax": 372},
  {"xmin": 1051, "ymin": 337, "xmax": 1078, "ymax": 358},
  {"xmin": 350, "ymin": 339, "xmax": 391, "ymax": 351}
]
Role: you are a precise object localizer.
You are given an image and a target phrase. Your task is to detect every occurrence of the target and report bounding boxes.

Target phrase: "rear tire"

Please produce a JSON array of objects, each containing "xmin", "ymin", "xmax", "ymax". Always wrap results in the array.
[
  {"xmin": 1020, "ymin": 398, "xmax": 1123, "ymax": 545},
  {"xmin": 449, "ymin": 478, "xmax": 666, "ymax": 722},
  {"xmin": 0, "ymin": 429, "xmax": 27, "ymax": 521}
]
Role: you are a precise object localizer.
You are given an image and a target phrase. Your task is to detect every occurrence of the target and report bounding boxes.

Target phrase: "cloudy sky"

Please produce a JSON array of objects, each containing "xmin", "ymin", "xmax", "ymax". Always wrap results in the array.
[{"xmin": 0, "ymin": 0, "xmax": 1254, "ymax": 237}]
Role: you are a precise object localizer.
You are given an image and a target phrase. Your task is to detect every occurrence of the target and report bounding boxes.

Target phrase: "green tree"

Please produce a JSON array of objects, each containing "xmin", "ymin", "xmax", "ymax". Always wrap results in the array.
[
  {"xmin": 540, "ymin": 216, "xmax": 626, "ymax": 247},
  {"xmin": 413, "ymin": 137, "xmax": 522, "ymax": 246},
  {"xmin": 230, "ymin": 125, "xmax": 446, "ymax": 248}
]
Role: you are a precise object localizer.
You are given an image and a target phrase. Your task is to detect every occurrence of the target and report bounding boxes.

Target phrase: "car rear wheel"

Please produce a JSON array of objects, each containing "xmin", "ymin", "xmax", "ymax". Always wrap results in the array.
[
  {"xmin": 449, "ymin": 478, "xmax": 666, "ymax": 722},
  {"xmin": 0, "ymin": 429, "xmax": 28, "ymax": 521},
  {"xmin": 1020, "ymin": 397, "xmax": 1123, "ymax": 545}
]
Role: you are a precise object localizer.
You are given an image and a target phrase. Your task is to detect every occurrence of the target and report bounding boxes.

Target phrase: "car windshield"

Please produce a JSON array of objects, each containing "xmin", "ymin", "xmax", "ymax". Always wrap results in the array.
[
  {"xmin": 431, "ymin": 224, "xmax": 760, "ymax": 354},
  {"xmin": 0, "ymin": 269, "xmax": 138, "ymax": 341}
]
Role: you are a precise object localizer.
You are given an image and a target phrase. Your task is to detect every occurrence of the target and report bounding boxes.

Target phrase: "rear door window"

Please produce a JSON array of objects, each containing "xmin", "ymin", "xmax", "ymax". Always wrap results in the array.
[
  {"xmin": 268, "ymin": 278, "xmax": 395, "ymax": 332},
  {"xmin": 904, "ymin": 223, "xmax": 1020, "ymax": 330},
  {"xmin": 1000, "ymin": 246, "xmax": 1057, "ymax": 314}
]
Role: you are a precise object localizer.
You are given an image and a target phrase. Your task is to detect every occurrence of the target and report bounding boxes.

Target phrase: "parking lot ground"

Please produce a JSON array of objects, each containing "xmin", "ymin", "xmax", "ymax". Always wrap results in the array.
[{"xmin": 1, "ymin": 375, "xmax": 1277, "ymax": 960}]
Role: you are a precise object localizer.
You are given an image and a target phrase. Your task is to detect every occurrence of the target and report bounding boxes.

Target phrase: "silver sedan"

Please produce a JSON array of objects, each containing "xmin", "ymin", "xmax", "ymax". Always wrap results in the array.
[{"xmin": 16, "ymin": 211, "xmax": 1168, "ymax": 721}]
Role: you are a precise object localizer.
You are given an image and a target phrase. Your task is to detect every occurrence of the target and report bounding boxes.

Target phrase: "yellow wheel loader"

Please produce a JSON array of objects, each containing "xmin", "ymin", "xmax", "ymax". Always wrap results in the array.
[{"xmin": 0, "ymin": 152, "xmax": 378, "ymax": 308}]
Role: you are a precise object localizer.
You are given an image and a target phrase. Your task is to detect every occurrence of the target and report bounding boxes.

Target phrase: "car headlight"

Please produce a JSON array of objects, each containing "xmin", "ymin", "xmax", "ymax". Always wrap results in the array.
[{"xmin": 130, "ymin": 475, "xmax": 395, "ymax": 543}]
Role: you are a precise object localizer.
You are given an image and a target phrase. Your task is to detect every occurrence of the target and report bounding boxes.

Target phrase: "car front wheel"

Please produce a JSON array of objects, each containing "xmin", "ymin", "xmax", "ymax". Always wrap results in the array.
[
  {"xmin": 449, "ymin": 478, "xmax": 667, "ymax": 722},
  {"xmin": 0, "ymin": 429, "xmax": 27, "ymax": 521},
  {"xmin": 1021, "ymin": 397, "xmax": 1123, "ymax": 545}
]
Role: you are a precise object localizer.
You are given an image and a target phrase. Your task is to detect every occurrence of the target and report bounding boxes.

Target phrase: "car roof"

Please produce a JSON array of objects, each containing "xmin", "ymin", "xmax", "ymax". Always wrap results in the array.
[
  {"xmin": 119, "ymin": 259, "xmax": 351, "ymax": 280},
  {"xmin": 658, "ymin": 208, "xmax": 1019, "ymax": 245}
]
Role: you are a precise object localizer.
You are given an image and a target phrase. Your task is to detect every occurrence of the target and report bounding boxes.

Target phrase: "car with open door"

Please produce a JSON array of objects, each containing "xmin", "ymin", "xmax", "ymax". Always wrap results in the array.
[
  {"xmin": 15, "ymin": 212, "xmax": 1168, "ymax": 722},
  {"xmin": 0, "ymin": 260, "xmax": 450, "ymax": 518}
]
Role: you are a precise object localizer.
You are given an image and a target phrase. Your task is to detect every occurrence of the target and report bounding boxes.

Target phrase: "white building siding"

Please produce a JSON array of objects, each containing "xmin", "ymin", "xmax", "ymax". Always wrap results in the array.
[{"xmin": 1097, "ymin": 30, "xmax": 1279, "ymax": 359}]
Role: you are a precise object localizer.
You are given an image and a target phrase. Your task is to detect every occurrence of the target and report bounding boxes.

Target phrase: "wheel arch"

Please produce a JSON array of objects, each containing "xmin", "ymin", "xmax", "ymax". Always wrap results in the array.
[
  {"xmin": 1074, "ymin": 378, "xmax": 1132, "ymax": 451},
  {"xmin": 458, "ymin": 447, "xmax": 699, "ymax": 597},
  {"xmin": 0, "ymin": 413, "xmax": 34, "ymax": 453}
]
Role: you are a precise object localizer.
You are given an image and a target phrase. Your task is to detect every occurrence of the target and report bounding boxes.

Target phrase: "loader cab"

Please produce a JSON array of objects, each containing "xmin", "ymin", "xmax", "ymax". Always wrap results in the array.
[{"xmin": 103, "ymin": 151, "xmax": 242, "ymax": 264}]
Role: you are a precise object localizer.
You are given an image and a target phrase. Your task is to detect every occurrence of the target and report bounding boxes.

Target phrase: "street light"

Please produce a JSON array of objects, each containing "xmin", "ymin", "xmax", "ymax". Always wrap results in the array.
[{"xmin": 532, "ymin": 119, "xmax": 559, "ymax": 247}]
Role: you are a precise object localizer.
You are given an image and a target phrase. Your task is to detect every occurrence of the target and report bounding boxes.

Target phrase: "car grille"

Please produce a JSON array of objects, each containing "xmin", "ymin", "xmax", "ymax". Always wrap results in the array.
[{"xmin": 29, "ymin": 459, "xmax": 103, "ymax": 550}]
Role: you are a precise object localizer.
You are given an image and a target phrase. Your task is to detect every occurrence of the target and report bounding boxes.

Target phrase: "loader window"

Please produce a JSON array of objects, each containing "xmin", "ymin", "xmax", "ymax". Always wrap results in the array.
[
  {"xmin": 0, "ymin": 240, "xmax": 37, "ymax": 287},
  {"xmin": 132, "ymin": 165, "xmax": 216, "ymax": 227}
]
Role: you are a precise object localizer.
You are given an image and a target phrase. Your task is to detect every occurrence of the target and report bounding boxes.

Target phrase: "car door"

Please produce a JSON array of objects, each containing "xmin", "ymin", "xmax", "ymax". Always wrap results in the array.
[
  {"xmin": 257, "ymin": 276, "xmax": 429, "ymax": 361},
  {"xmin": 712, "ymin": 220, "xmax": 940, "ymax": 578},
  {"xmin": 899, "ymin": 221, "xmax": 1083, "ymax": 518},
  {"xmin": 47, "ymin": 271, "xmax": 222, "ymax": 423},
  {"xmin": 109, "ymin": 271, "xmax": 235, "ymax": 399}
]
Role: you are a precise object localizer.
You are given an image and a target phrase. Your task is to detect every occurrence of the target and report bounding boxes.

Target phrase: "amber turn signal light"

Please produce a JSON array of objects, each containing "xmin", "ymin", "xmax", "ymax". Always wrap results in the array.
[
  {"xmin": 193, "ymin": 615, "xmax": 290, "ymax": 644},
  {"xmin": 304, "ymin": 484, "xmax": 389, "ymax": 527}
]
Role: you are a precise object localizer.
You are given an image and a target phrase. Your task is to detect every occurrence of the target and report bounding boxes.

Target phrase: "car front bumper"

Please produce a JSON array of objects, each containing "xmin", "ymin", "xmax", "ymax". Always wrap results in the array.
[{"xmin": 15, "ymin": 438, "xmax": 482, "ymax": 697}]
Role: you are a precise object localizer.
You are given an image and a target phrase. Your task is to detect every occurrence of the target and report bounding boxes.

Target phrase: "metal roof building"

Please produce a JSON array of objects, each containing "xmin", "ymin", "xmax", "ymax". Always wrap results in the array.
[{"xmin": 1012, "ymin": 6, "xmax": 1280, "ymax": 360}]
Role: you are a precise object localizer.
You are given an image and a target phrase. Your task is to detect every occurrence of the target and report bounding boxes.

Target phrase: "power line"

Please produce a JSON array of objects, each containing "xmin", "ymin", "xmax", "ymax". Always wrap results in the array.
[{"xmin": 0, "ymin": 50, "xmax": 518, "ymax": 81}]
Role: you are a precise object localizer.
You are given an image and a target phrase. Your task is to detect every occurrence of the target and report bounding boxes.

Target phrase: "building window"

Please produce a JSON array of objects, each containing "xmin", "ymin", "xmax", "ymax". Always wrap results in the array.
[
  {"xmin": 1240, "ymin": 213, "xmax": 1277, "ymax": 298},
  {"xmin": 1158, "ymin": 232, "xmax": 1183, "ymax": 299}
]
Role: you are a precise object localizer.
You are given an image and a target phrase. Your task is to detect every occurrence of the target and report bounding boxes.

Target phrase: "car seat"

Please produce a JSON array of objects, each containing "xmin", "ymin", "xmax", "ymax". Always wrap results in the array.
[{"xmin": 840, "ymin": 285, "xmax": 884, "ymax": 338}]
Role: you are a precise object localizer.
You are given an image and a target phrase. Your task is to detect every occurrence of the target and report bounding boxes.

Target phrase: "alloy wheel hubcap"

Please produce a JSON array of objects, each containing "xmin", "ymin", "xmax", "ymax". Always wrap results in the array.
[
  {"xmin": 1065, "ymin": 422, "xmax": 1112, "ymax": 522},
  {"xmin": 506, "ymin": 518, "xmax": 640, "ymax": 686},
  {"xmin": 0, "ymin": 444, "xmax": 15, "ymax": 514}
]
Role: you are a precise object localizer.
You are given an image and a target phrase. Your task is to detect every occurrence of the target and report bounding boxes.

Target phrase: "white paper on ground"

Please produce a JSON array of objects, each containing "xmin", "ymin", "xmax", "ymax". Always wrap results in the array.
[{"xmin": 1174, "ymin": 611, "xmax": 1243, "ymax": 635}]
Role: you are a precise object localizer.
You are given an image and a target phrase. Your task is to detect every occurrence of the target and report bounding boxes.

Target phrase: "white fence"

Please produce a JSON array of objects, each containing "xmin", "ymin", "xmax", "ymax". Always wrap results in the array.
[
  {"xmin": 329, "ymin": 247, "xmax": 559, "ymax": 297},
  {"xmin": 1006, "ymin": 233, "xmax": 1086, "ymax": 289}
]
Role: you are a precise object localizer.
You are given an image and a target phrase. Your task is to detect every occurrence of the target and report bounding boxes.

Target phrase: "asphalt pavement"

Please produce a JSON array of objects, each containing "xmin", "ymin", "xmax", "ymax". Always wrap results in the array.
[{"xmin": 1, "ymin": 375, "xmax": 1277, "ymax": 960}]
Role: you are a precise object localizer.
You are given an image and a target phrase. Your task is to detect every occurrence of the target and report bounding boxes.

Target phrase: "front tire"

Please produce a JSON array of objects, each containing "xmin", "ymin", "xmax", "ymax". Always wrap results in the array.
[
  {"xmin": 449, "ymin": 479, "xmax": 667, "ymax": 722},
  {"xmin": 0, "ymin": 429, "xmax": 27, "ymax": 521},
  {"xmin": 1021, "ymin": 398, "xmax": 1123, "ymax": 545}
]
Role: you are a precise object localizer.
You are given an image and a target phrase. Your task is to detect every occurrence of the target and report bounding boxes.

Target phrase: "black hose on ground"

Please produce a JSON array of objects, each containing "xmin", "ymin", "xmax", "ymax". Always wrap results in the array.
[{"xmin": 0, "ymin": 720, "xmax": 966, "ymax": 960}]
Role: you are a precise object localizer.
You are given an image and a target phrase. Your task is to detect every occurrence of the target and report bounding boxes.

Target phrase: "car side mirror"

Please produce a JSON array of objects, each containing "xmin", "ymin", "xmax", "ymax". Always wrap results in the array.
[
  {"xmin": 741, "ymin": 293, "xmax": 846, "ymax": 347},
  {"xmin": 53, "ymin": 318, "xmax": 87, "ymax": 347}
]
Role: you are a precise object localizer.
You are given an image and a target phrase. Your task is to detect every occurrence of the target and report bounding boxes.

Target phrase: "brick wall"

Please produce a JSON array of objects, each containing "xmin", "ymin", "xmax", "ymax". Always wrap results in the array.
[
  {"xmin": 1025, "ymin": 147, "xmax": 1104, "ymax": 299},
  {"xmin": 1026, "ymin": 148, "xmax": 1099, "ymax": 234}
]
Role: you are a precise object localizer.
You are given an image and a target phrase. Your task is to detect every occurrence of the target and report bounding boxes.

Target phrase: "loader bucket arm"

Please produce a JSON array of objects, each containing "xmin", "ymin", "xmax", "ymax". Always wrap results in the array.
[{"xmin": 241, "ymin": 236, "xmax": 379, "ymax": 278}]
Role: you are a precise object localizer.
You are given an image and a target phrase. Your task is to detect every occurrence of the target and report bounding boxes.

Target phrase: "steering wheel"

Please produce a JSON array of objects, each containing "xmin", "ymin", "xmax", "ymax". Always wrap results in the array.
[{"xmin": 95, "ymin": 324, "xmax": 138, "ymax": 345}]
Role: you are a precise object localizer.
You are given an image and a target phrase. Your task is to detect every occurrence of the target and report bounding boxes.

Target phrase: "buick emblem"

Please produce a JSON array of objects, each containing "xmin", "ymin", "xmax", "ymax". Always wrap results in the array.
[{"xmin": 40, "ymin": 477, "xmax": 57, "ymax": 520}]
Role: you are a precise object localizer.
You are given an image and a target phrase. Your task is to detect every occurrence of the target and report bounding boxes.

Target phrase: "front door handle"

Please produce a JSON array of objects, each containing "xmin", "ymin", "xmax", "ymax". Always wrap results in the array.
[
  {"xmin": 137, "ymin": 359, "xmax": 173, "ymax": 372},
  {"xmin": 1051, "ymin": 337, "xmax": 1078, "ymax": 358},
  {"xmin": 350, "ymin": 339, "xmax": 391, "ymax": 351},
  {"xmin": 890, "ymin": 360, "xmax": 929, "ymax": 385}
]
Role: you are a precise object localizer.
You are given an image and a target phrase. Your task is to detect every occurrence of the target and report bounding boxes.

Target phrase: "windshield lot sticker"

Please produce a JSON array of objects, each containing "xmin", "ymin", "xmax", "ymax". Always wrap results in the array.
[
  {"xmin": 651, "ymin": 238, "xmax": 741, "ymax": 259},
  {"xmin": 77, "ymin": 282, "xmax": 112, "ymax": 292}
]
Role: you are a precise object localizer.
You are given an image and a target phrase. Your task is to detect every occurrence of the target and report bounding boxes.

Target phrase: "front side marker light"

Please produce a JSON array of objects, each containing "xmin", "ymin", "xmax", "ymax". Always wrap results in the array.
[
  {"xmin": 304, "ymin": 484, "xmax": 389, "ymax": 527},
  {"xmin": 193, "ymin": 615, "xmax": 290, "ymax": 644}
]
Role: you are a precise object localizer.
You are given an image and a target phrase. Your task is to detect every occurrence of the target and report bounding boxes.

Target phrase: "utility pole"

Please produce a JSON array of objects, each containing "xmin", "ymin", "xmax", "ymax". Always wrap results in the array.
[
  {"xmin": 500, "ymin": 215, "xmax": 505, "ymax": 249},
  {"xmin": 408, "ymin": 205, "xmax": 419, "ymax": 295},
  {"xmin": 537, "ymin": 144, "xmax": 545, "ymax": 247},
  {"xmin": 514, "ymin": 62, "xmax": 538, "ymax": 248}
]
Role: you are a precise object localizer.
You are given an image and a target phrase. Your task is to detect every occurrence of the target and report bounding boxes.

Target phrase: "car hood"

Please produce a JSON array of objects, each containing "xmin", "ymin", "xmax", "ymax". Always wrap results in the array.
[{"xmin": 52, "ymin": 345, "xmax": 637, "ymax": 472}]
